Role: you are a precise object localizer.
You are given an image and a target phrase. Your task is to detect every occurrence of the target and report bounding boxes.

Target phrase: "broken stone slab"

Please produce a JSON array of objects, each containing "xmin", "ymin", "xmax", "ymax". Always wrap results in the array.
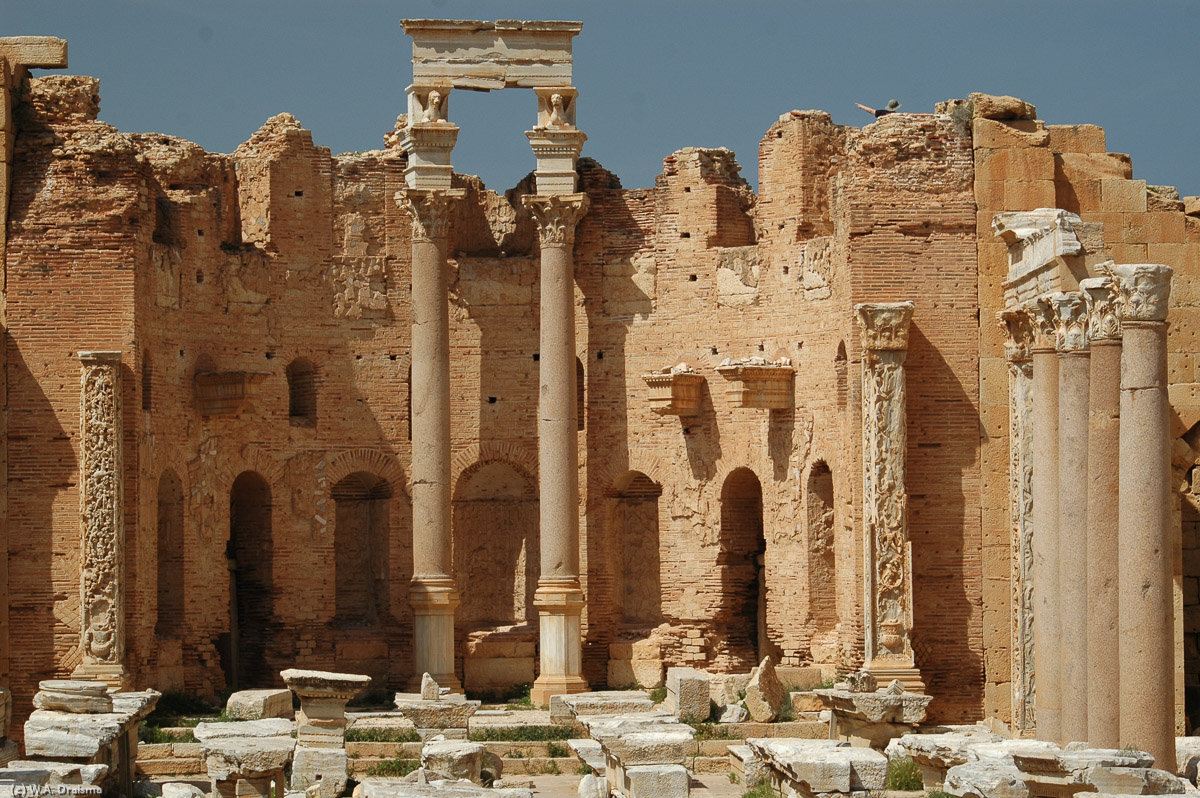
[
  {"xmin": 885, "ymin": 729, "xmax": 1005, "ymax": 786},
  {"xmin": 665, "ymin": 668, "xmax": 710, "ymax": 722},
  {"xmin": 161, "ymin": 782, "xmax": 207, "ymax": 798},
  {"xmin": 813, "ymin": 688, "xmax": 932, "ymax": 725},
  {"xmin": 1083, "ymin": 766, "xmax": 1185, "ymax": 795},
  {"xmin": 193, "ymin": 718, "xmax": 294, "ymax": 741},
  {"xmin": 111, "ymin": 690, "xmax": 162, "ymax": 723},
  {"xmin": 0, "ymin": 765, "xmax": 52, "ymax": 786},
  {"xmin": 709, "ymin": 674, "xmax": 751, "ymax": 708},
  {"xmin": 1175, "ymin": 738, "xmax": 1200, "ymax": 783},
  {"xmin": 202, "ymin": 737, "xmax": 295, "ymax": 781},
  {"xmin": 24, "ymin": 710, "xmax": 123, "ymax": 758},
  {"xmin": 550, "ymin": 691, "xmax": 654, "ymax": 724},
  {"xmin": 226, "ymin": 689, "xmax": 294, "ymax": 721},
  {"xmin": 579, "ymin": 712, "xmax": 683, "ymax": 738},
  {"xmin": 608, "ymin": 763, "xmax": 689, "ymax": 798},
  {"xmin": 944, "ymin": 761, "xmax": 1030, "ymax": 798},
  {"xmin": 715, "ymin": 704, "xmax": 748, "ymax": 724},
  {"xmin": 420, "ymin": 674, "xmax": 440, "ymax": 701},
  {"xmin": 746, "ymin": 738, "xmax": 888, "ymax": 793},
  {"xmin": 291, "ymin": 746, "xmax": 348, "ymax": 798},
  {"xmin": 353, "ymin": 779, "xmax": 533, "ymax": 798},
  {"xmin": 421, "ymin": 741, "xmax": 484, "ymax": 785},
  {"xmin": 967, "ymin": 740, "xmax": 1060, "ymax": 765},
  {"xmin": 568, "ymin": 739, "xmax": 606, "ymax": 776},
  {"xmin": 4, "ymin": 760, "xmax": 107, "ymax": 786},
  {"xmin": 728, "ymin": 745, "xmax": 769, "ymax": 790},
  {"xmin": 745, "ymin": 658, "xmax": 786, "ymax": 723},
  {"xmin": 393, "ymin": 694, "xmax": 479, "ymax": 730},
  {"xmin": 595, "ymin": 729, "xmax": 693, "ymax": 767},
  {"xmin": 281, "ymin": 669, "xmax": 372, "ymax": 699},
  {"xmin": 1012, "ymin": 748, "xmax": 1155, "ymax": 776},
  {"xmin": 33, "ymin": 680, "xmax": 113, "ymax": 714}
]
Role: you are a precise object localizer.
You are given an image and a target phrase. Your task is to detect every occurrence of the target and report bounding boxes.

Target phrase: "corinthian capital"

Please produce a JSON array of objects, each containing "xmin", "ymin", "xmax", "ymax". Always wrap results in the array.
[
  {"xmin": 522, "ymin": 193, "xmax": 590, "ymax": 246},
  {"xmin": 1112, "ymin": 263, "xmax": 1173, "ymax": 323},
  {"xmin": 998, "ymin": 307, "xmax": 1035, "ymax": 363},
  {"xmin": 1023, "ymin": 296, "xmax": 1058, "ymax": 352},
  {"xmin": 397, "ymin": 188, "xmax": 465, "ymax": 242},
  {"xmin": 1080, "ymin": 275, "xmax": 1121, "ymax": 341},
  {"xmin": 1049, "ymin": 292, "xmax": 1089, "ymax": 353},
  {"xmin": 855, "ymin": 301, "xmax": 915, "ymax": 352}
]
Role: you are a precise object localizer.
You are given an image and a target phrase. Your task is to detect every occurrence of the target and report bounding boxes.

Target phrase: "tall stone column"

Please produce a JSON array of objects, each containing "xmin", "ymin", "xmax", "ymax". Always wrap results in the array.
[
  {"xmin": 524, "ymin": 193, "xmax": 590, "ymax": 706},
  {"xmin": 855, "ymin": 301, "xmax": 924, "ymax": 693},
  {"xmin": 999, "ymin": 309, "xmax": 1036, "ymax": 735},
  {"xmin": 1114, "ymin": 263, "xmax": 1175, "ymax": 772},
  {"xmin": 72, "ymin": 351, "xmax": 130, "ymax": 689},
  {"xmin": 1026, "ymin": 297, "xmax": 1062, "ymax": 742},
  {"xmin": 1051, "ymin": 292, "xmax": 1089, "ymax": 743},
  {"xmin": 399, "ymin": 188, "xmax": 465, "ymax": 692},
  {"xmin": 1081, "ymin": 276, "xmax": 1121, "ymax": 747}
]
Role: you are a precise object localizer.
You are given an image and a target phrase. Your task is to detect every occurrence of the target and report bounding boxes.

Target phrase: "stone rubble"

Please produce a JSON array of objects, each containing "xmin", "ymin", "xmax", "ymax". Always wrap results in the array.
[
  {"xmin": 744, "ymin": 658, "xmax": 786, "ymax": 723},
  {"xmin": 225, "ymin": 689, "xmax": 295, "ymax": 721}
]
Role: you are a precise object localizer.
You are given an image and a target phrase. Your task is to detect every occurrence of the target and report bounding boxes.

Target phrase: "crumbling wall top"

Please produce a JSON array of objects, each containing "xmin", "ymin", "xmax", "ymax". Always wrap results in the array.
[{"xmin": 401, "ymin": 18, "xmax": 581, "ymax": 90}]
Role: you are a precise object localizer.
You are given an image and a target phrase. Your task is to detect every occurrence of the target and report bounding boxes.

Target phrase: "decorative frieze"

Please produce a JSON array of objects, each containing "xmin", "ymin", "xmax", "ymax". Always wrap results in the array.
[
  {"xmin": 642, "ymin": 364, "xmax": 705, "ymax": 416},
  {"xmin": 715, "ymin": 357, "xmax": 795, "ymax": 410},
  {"xmin": 522, "ymin": 193, "xmax": 590, "ymax": 246},
  {"xmin": 855, "ymin": 302, "xmax": 922, "ymax": 690},
  {"xmin": 74, "ymin": 351, "xmax": 129, "ymax": 688}
]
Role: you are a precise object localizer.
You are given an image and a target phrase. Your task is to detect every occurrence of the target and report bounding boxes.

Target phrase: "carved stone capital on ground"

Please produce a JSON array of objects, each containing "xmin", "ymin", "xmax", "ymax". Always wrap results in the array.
[
  {"xmin": 1049, "ymin": 292, "xmax": 1089, "ymax": 353},
  {"xmin": 523, "ymin": 192, "xmax": 590, "ymax": 246},
  {"xmin": 397, "ymin": 188, "xmax": 465, "ymax": 242},
  {"xmin": 998, "ymin": 307, "xmax": 1035, "ymax": 363},
  {"xmin": 1081, "ymin": 275, "xmax": 1122, "ymax": 341},
  {"xmin": 1112, "ymin": 263, "xmax": 1173, "ymax": 323},
  {"xmin": 855, "ymin": 301, "xmax": 915, "ymax": 352}
]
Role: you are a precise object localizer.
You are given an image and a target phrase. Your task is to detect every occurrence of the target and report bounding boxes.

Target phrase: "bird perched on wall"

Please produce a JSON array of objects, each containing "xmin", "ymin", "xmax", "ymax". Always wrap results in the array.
[{"xmin": 856, "ymin": 99, "xmax": 902, "ymax": 118}]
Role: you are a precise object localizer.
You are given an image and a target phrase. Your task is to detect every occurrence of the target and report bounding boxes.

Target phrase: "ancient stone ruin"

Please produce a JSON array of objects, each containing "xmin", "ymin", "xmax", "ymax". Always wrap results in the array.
[{"xmin": 2, "ymin": 14, "xmax": 1200, "ymax": 798}]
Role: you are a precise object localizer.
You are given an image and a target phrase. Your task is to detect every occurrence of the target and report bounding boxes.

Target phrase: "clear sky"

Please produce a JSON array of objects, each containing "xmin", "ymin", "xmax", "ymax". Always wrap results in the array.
[{"xmin": 3, "ymin": 0, "xmax": 1198, "ymax": 196}]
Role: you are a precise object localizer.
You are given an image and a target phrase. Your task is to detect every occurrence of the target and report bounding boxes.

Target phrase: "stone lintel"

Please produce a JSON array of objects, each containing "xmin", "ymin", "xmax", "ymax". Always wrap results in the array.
[
  {"xmin": 0, "ymin": 36, "xmax": 68, "ymax": 73},
  {"xmin": 403, "ymin": 19, "xmax": 581, "ymax": 90}
]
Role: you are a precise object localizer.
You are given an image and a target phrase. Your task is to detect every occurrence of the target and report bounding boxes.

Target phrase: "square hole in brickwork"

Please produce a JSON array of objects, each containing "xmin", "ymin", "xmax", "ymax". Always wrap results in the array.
[
  {"xmin": 294, "ymin": 190, "xmax": 304, "ymax": 197},
  {"xmin": 532, "ymin": 353, "xmax": 540, "ymax": 362},
  {"xmin": 680, "ymin": 232, "xmax": 690, "ymax": 238},
  {"xmin": 488, "ymin": 397, "xmax": 497, "ymax": 404},
  {"xmin": 689, "ymin": 275, "xmax": 697, "ymax": 282}
]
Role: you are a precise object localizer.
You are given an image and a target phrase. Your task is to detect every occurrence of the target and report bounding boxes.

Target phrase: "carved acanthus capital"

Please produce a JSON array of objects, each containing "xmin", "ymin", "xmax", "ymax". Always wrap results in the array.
[
  {"xmin": 1049, "ymin": 292, "xmax": 1089, "ymax": 353},
  {"xmin": 523, "ymin": 193, "xmax": 590, "ymax": 246},
  {"xmin": 1080, "ymin": 275, "xmax": 1122, "ymax": 341},
  {"xmin": 1112, "ymin": 263, "xmax": 1173, "ymax": 323},
  {"xmin": 855, "ymin": 301, "xmax": 915, "ymax": 352},
  {"xmin": 1023, "ymin": 297, "xmax": 1058, "ymax": 352},
  {"xmin": 998, "ymin": 308, "xmax": 1035, "ymax": 363},
  {"xmin": 397, "ymin": 188, "xmax": 465, "ymax": 242}
]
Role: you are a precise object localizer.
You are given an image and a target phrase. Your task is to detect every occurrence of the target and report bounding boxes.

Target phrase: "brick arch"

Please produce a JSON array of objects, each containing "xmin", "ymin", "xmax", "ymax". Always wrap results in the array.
[
  {"xmin": 450, "ymin": 441, "xmax": 539, "ymax": 495},
  {"xmin": 594, "ymin": 449, "xmax": 671, "ymax": 491},
  {"xmin": 327, "ymin": 448, "xmax": 408, "ymax": 498},
  {"xmin": 711, "ymin": 447, "xmax": 769, "ymax": 495},
  {"xmin": 186, "ymin": 438, "xmax": 285, "ymax": 543}
]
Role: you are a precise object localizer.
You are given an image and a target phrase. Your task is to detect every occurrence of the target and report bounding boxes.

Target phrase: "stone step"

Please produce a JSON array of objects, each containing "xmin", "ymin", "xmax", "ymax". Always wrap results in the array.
[
  {"xmin": 690, "ymin": 756, "xmax": 731, "ymax": 774},
  {"xmin": 135, "ymin": 758, "xmax": 206, "ymax": 777},
  {"xmin": 347, "ymin": 755, "xmax": 585, "ymax": 776}
]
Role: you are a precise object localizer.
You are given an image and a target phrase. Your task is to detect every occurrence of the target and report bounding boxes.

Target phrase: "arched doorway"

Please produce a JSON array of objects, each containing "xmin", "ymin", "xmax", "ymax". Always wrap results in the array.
[
  {"xmin": 226, "ymin": 471, "xmax": 273, "ymax": 689},
  {"xmin": 332, "ymin": 472, "xmax": 392, "ymax": 626},
  {"xmin": 608, "ymin": 471, "xmax": 663, "ymax": 629},
  {"xmin": 720, "ymin": 467, "xmax": 768, "ymax": 665},
  {"xmin": 807, "ymin": 462, "xmax": 839, "ymax": 661},
  {"xmin": 155, "ymin": 469, "xmax": 184, "ymax": 639}
]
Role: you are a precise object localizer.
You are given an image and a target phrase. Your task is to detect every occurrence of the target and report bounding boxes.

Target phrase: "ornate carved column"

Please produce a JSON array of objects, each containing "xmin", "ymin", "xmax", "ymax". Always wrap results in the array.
[
  {"xmin": 72, "ymin": 351, "xmax": 130, "ymax": 689},
  {"xmin": 1026, "ymin": 296, "xmax": 1062, "ymax": 742},
  {"xmin": 1050, "ymin": 291, "xmax": 1090, "ymax": 743},
  {"xmin": 1114, "ymin": 264, "xmax": 1175, "ymax": 772},
  {"xmin": 999, "ymin": 308, "xmax": 1036, "ymax": 735},
  {"xmin": 1081, "ymin": 276, "xmax": 1122, "ymax": 747},
  {"xmin": 855, "ymin": 301, "xmax": 924, "ymax": 693},
  {"xmin": 524, "ymin": 193, "xmax": 590, "ymax": 706},
  {"xmin": 398, "ymin": 187, "xmax": 465, "ymax": 692}
]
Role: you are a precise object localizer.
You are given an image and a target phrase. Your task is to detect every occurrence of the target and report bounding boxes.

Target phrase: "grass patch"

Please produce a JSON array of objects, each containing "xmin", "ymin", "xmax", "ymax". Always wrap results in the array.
[
  {"xmin": 775, "ymin": 701, "xmax": 796, "ymax": 722},
  {"xmin": 345, "ymin": 727, "xmax": 420, "ymax": 743},
  {"xmin": 546, "ymin": 740, "xmax": 569, "ymax": 758},
  {"xmin": 468, "ymin": 683, "xmax": 532, "ymax": 706},
  {"xmin": 577, "ymin": 763, "xmax": 594, "ymax": 776},
  {"xmin": 688, "ymin": 722, "xmax": 741, "ymax": 741},
  {"xmin": 469, "ymin": 725, "xmax": 572, "ymax": 742},
  {"xmin": 348, "ymin": 689, "xmax": 390, "ymax": 708},
  {"xmin": 138, "ymin": 726, "xmax": 196, "ymax": 744},
  {"xmin": 649, "ymin": 686, "xmax": 667, "ymax": 704},
  {"xmin": 886, "ymin": 756, "xmax": 923, "ymax": 791},
  {"xmin": 366, "ymin": 757, "xmax": 420, "ymax": 778},
  {"xmin": 928, "ymin": 792, "xmax": 956, "ymax": 798},
  {"xmin": 143, "ymin": 692, "xmax": 220, "ymax": 728},
  {"xmin": 743, "ymin": 779, "xmax": 774, "ymax": 798}
]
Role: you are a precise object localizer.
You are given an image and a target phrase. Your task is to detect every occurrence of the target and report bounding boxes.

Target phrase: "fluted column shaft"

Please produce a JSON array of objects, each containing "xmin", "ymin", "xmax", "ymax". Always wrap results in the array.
[
  {"xmin": 1051, "ymin": 292, "xmax": 1089, "ymax": 743},
  {"xmin": 1115, "ymin": 264, "xmax": 1175, "ymax": 772},
  {"xmin": 1028, "ymin": 298, "xmax": 1062, "ymax": 743},
  {"xmin": 400, "ymin": 188, "xmax": 464, "ymax": 692},
  {"xmin": 1083, "ymin": 277, "xmax": 1121, "ymax": 747},
  {"xmin": 524, "ymin": 193, "xmax": 590, "ymax": 706}
]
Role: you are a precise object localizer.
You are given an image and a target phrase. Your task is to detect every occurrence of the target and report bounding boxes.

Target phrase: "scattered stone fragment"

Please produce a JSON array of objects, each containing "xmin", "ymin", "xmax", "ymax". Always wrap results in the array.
[
  {"xmin": 420, "ymin": 673, "xmax": 440, "ymax": 701},
  {"xmin": 744, "ymin": 658, "xmax": 786, "ymax": 722},
  {"xmin": 226, "ymin": 689, "xmax": 294, "ymax": 721},
  {"xmin": 715, "ymin": 703, "xmax": 748, "ymax": 724},
  {"xmin": 665, "ymin": 667, "xmax": 710, "ymax": 722}
]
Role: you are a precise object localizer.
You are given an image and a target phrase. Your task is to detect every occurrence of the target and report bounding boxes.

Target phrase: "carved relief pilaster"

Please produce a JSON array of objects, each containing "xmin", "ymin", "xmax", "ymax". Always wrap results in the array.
[
  {"xmin": 1112, "ymin": 263, "xmax": 1173, "ymax": 323},
  {"xmin": 855, "ymin": 302, "xmax": 921, "ymax": 689},
  {"xmin": 1050, "ymin": 292, "xmax": 1089, "ymax": 353},
  {"xmin": 73, "ymin": 351, "xmax": 129, "ymax": 688},
  {"xmin": 397, "ymin": 188, "xmax": 464, "ymax": 242},
  {"xmin": 1081, "ymin": 276, "xmax": 1122, "ymax": 341},
  {"xmin": 999, "ymin": 308, "xmax": 1036, "ymax": 732},
  {"xmin": 522, "ymin": 193, "xmax": 590, "ymax": 246}
]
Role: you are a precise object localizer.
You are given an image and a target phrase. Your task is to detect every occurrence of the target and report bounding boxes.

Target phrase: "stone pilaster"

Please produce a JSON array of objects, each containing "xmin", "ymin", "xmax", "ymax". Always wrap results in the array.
[
  {"xmin": 398, "ymin": 187, "xmax": 465, "ymax": 692},
  {"xmin": 1050, "ymin": 291, "xmax": 1089, "ymax": 744},
  {"xmin": 1026, "ymin": 296, "xmax": 1062, "ymax": 742},
  {"xmin": 1081, "ymin": 275, "xmax": 1121, "ymax": 748},
  {"xmin": 1114, "ymin": 263, "xmax": 1175, "ymax": 772},
  {"xmin": 999, "ymin": 308, "xmax": 1036, "ymax": 735},
  {"xmin": 855, "ymin": 301, "xmax": 924, "ymax": 693},
  {"xmin": 72, "ymin": 351, "xmax": 130, "ymax": 689},
  {"xmin": 523, "ymin": 193, "xmax": 590, "ymax": 706}
]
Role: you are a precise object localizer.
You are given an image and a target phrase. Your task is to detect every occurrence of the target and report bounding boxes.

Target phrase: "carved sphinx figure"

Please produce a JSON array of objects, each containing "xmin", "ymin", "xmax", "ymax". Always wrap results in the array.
[
  {"xmin": 423, "ymin": 90, "xmax": 445, "ymax": 123},
  {"xmin": 547, "ymin": 92, "xmax": 569, "ymax": 127}
]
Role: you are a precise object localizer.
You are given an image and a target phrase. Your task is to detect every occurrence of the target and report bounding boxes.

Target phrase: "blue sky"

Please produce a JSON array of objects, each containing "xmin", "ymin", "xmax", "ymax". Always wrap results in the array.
[{"xmin": 3, "ymin": 1, "xmax": 1198, "ymax": 195}]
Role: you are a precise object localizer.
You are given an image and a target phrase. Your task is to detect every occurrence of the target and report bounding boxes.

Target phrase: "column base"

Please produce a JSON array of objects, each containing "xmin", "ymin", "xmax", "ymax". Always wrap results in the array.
[
  {"xmin": 71, "ymin": 662, "xmax": 131, "ymax": 691},
  {"xmin": 531, "ymin": 580, "xmax": 587, "ymax": 707},
  {"xmin": 410, "ymin": 577, "xmax": 462, "ymax": 694},
  {"xmin": 865, "ymin": 660, "xmax": 926, "ymax": 694}
]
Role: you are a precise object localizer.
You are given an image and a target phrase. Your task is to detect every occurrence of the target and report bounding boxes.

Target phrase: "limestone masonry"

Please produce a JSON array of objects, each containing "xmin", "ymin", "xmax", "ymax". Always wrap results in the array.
[{"xmin": 2, "ymin": 20, "xmax": 1200, "ymax": 767}]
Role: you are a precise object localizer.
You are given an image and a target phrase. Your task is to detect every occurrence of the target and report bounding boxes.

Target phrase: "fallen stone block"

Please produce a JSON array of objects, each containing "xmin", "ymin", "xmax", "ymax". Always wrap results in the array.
[
  {"xmin": 201, "ymin": 737, "xmax": 295, "ymax": 781},
  {"xmin": 666, "ymin": 668, "xmax": 710, "ymax": 722},
  {"xmin": 709, "ymin": 674, "xmax": 751, "ymax": 708},
  {"xmin": 24, "ymin": 710, "xmax": 122, "ymax": 759},
  {"xmin": 967, "ymin": 740, "xmax": 1059, "ymax": 765},
  {"xmin": 550, "ymin": 691, "xmax": 654, "ymax": 724},
  {"xmin": 886, "ymin": 728, "xmax": 1005, "ymax": 787},
  {"xmin": 354, "ymin": 780, "xmax": 533, "ymax": 798},
  {"xmin": 193, "ymin": 718, "xmax": 294, "ymax": 741},
  {"xmin": 617, "ymin": 763, "xmax": 689, "ymax": 798},
  {"xmin": 1083, "ymin": 766, "xmax": 1186, "ymax": 795},
  {"xmin": 421, "ymin": 741, "xmax": 485, "ymax": 785},
  {"xmin": 32, "ymin": 681, "xmax": 113, "ymax": 715},
  {"xmin": 291, "ymin": 746, "xmax": 348, "ymax": 798},
  {"xmin": 161, "ymin": 783, "xmax": 206, "ymax": 798},
  {"xmin": 745, "ymin": 658, "xmax": 786, "ymax": 723},
  {"xmin": 578, "ymin": 773, "xmax": 606, "ymax": 798},
  {"xmin": 945, "ymin": 761, "xmax": 1029, "ymax": 798},
  {"xmin": 715, "ymin": 704, "xmax": 748, "ymax": 724},
  {"xmin": 747, "ymin": 738, "xmax": 887, "ymax": 793},
  {"xmin": 226, "ymin": 689, "xmax": 294, "ymax": 721},
  {"xmin": 420, "ymin": 674, "xmax": 440, "ymax": 701},
  {"xmin": 729, "ymin": 744, "xmax": 769, "ymax": 788},
  {"xmin": 394, "ymin": 694, "xmax": 479, "ymax": 730},
  {"xmin": 598, "ymin": 729, "xmax": 692, "ymax": 767},
  {"xmin": 1175, "ymin": 738, "xmax": 1200, "ymax": 783},
  {"xmin": 4, "ymin": 760, "xmax": 107, "ymax": 786},
  {"xmin": 481, "ymin": 750, "xmax": 503, "ymax": 785}
]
